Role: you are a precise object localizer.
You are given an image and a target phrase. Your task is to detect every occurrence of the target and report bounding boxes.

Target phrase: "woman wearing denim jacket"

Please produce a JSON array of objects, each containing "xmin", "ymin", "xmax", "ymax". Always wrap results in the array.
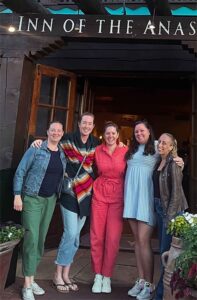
[
  {"xmin": 31, "ymin": 113, "xmax": 100, "ymax": 293},
  {"xmin": 13, "ymin": 121, "xmax": 66, "ymax": 300},
  {"xmin": 153, "ymin": 133, "xmax": 188, "ymax": 300}
]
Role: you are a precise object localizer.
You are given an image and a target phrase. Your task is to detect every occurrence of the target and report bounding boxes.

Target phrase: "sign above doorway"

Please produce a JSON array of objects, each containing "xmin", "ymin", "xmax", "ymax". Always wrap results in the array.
[{"xmin": 0, "ymin": 14, "xmax": 196, "ymax": 41}]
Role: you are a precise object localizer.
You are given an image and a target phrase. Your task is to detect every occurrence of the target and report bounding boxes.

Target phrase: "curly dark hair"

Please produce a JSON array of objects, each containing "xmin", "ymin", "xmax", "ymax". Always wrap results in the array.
[{"xmin": 125, "ymin": 120, "xmax": 155, "ymax": 160}]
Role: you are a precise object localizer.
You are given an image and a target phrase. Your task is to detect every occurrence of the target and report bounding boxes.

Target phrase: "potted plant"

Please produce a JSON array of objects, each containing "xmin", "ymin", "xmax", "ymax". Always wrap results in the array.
[
  {"xmin": 0, "ymin": 222, "xmax": 25, "ymax": 294},
  {"xmin": 167, "ymin": 213, "xmax": 197, "ymax": 299}
]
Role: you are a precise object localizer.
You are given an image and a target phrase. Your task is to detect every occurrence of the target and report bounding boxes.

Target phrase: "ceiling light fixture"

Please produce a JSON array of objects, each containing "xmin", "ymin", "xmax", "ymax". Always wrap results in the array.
[
  {"xmin": 8, "ymin": 13, "xmax": 16, "ymax": 33},
  {"xmin": 8, "ymin": 25, "xmax": 16, "ymax": 33}
]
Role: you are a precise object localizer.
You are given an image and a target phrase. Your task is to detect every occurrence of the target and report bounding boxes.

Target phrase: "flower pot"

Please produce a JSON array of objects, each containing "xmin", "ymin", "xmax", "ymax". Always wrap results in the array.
[
  {"xmin": 0, "ymin": 240, "xmax": 20, "ymax": 294},
  {"xmin": 162, "ymin": 236, "xmax": 183, "ymax": 300}
]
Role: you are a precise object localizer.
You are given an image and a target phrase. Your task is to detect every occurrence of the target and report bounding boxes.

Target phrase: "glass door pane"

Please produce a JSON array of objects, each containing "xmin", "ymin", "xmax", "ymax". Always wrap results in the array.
[
  {"xmin": 54, "ymin": 109, "xmax": 67, "ymax": 126},
  {"xmin": 39, "ymin": 75, "xmax": 55, "ymax": 105},
  {"xmin": 35, "ymin": 108, "xmax": 51, "ymax": 136},
  {"xmin": 55, "ymin": 75, "xmax": 70, "ymax": 107}
]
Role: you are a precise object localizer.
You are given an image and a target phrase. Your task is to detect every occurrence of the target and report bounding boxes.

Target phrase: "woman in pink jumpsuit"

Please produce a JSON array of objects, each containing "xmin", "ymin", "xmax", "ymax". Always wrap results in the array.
[{"xmin": 90, "ymin": 121, "xmax": 128, "ymax": 294}]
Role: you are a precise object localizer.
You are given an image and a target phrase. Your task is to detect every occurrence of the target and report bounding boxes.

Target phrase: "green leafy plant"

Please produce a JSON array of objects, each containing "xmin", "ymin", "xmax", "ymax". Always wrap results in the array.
[
  {"xmin": 169, "ymin": 213, "xmax": 197, "ymax": 298},
  {"xmin": 0, "ymin": 223, "xmax": 25, "ymax": 243},
  {"xmin": 167, "ymin": 214, "xmax": 190, "ymax": 238}
]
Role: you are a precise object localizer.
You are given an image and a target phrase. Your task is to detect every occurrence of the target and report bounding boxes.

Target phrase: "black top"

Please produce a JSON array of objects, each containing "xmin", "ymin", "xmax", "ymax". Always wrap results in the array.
[
  {"xmin": 39, "ymin": 149, "xmax": 63, "ymax": 197},
  {"xmin": 152, "ymin": 169, "xmax": 161, "ymax": 198}
]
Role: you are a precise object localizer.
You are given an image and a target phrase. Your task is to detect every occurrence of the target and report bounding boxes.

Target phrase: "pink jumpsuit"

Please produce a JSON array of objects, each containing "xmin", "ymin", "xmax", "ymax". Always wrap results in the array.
[{"xmin": 90, "ymin": 144, "xmax": 128, "ymax": 277}]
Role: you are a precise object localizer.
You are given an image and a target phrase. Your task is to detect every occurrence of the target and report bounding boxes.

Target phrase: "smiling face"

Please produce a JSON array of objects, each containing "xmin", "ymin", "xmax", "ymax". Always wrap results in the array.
[
  {"xmin": 134, "ymin": 123, "xmax": 150, "ymax": 145},
  {"xmin": 157, "ymin": 134, "xmax": 174, "ymax": 158},
  {"xmin": 78, "ymin": 115, "xmax": 95, "ymax": 138},
  {"xmin": 47, "ymin": 122, "xmax": 64, "ymax": 144},
  {"xmin": 104, "ymin": 125, "xmax": 119, "ymax": 147}
]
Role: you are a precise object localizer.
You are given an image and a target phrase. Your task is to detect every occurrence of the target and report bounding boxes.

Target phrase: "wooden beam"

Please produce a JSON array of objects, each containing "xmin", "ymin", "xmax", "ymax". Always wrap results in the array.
[
  {"xmin": 145, "ymin": 0, "xmax": 172, "ymax": 16},
  {"xmin": 72, "ymin": 0, "xmax": 107, "ymax": 15},
  {"xmin": 182, "ymin": 41, "xmax": 197, "ymax": 56},
  {"xmin": 0, "ymin": 0, "xmax": 49, "ymax": 14}
]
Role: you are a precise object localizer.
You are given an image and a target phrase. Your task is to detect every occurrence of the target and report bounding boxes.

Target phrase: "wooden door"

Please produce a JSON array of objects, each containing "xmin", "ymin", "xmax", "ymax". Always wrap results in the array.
[
  {"xmin": 28, "ymin": 64, "xmax": 77, "ymax": 145},
  {"xmin": 28, "ymin": 64, "xmax": 77, "ymax": 248}
]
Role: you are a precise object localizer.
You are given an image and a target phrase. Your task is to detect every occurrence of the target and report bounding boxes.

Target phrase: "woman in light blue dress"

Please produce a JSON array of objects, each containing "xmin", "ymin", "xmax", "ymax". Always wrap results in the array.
[
  {"xmin": 123, "ymin": 120, "xmax": 157, "ymax": 300},
  {"xmin": 124, "ymin": 120, "xmax": 184, "ymax": 300}
]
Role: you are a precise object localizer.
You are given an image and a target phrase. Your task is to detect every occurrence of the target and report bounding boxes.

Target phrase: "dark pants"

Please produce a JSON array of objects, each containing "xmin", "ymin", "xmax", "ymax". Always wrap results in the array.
[{"xmin": 154, "ymin": 198, "xmax": 172, "ymax": 300}]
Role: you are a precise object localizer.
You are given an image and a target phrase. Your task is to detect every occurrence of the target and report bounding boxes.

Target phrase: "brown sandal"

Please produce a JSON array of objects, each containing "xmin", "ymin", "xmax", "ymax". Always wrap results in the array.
[
  {"xmin": 64, "ymin": 280, "xmax": 79, "ymax": 291},
  {"xmin": 52, "ymin": 281, "xmax": 69, "ymax": 293}
]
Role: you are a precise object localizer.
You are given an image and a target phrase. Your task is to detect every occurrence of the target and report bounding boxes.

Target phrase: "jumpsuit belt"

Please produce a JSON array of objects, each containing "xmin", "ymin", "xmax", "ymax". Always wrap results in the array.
[{"xmin": 100, "ymin": 178, "xmax": 121, "ymax": 197}]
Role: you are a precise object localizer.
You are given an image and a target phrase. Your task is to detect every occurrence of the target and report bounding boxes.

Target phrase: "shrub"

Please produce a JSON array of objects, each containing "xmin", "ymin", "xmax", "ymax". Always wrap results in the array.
[{"xmin": 0, "ymin": 222, "xmax": 25, "ymax": 244}]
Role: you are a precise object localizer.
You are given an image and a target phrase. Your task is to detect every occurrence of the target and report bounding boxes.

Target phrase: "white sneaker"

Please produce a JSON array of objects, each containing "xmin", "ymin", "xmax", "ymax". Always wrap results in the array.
[
  {"xmin": 101, "ymin": 277, "xmax": 111, "ymax": 293},
  {"xmin": 92, "ymin": 274, "xmax": 103, "ymax": 293},
  {"xmin": 31, "ymin": 281, "xmax": 45, "ymax": 295},
  {"xmin": 128, "ymin": 278, "xmax": 145, "ymax": 297},
  {"xmin": 22, "ymin": 287, "xmax": 35, "ymax": 300},
  {"xmin": 137, "ymin": 281, "xmax": 155, "ymax": 300}
]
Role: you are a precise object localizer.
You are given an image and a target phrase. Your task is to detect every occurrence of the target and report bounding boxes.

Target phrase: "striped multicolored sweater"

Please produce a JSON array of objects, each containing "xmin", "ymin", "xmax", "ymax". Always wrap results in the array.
[{"xmin": 60, "ymin": 129, "xmax": 99, "ymax": 217}]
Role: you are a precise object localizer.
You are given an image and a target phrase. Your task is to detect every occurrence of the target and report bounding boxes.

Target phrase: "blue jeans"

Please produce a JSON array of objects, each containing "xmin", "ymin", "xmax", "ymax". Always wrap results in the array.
[
  {"xmin": 55, "ymin": 205, "xmax": 86, "ymax": 266},
  {"xmin": 154, "ymin": 198, "xmax": 172, "ymax": 300}
]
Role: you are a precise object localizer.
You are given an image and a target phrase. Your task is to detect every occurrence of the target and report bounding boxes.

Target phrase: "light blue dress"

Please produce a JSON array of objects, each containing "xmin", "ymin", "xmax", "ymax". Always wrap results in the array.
[{"xmin": 123, "ymin": 144, "xmax": 158, "ymax": 226}]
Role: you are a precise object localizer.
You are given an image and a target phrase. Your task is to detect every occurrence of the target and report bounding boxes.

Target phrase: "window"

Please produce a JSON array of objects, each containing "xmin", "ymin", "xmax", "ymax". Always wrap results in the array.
[{"xmin": 28, "ymin": 64, "xmax": 76, "ymax": 140}]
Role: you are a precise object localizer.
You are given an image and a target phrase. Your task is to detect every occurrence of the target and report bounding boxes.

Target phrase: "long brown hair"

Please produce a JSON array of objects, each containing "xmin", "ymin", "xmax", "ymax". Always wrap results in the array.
[{"xmin": 125, "ymin": 119, "xmax": 155, "ymax": 160}]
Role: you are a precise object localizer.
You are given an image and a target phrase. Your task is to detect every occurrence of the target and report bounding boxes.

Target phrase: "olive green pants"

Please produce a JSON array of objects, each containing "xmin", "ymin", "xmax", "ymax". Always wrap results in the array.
[{"xmin": 22, "ymin": 194, "xmax": 56, "ymax": 276}]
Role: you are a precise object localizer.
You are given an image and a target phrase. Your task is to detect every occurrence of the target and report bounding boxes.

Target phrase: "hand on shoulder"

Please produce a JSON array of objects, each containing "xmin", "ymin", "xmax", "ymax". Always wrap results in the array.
[
  {"xmin": 173, "ymin": 156, "xmax": 184, "ymax": 169},
  {"xmin": 31, "ymin": 139, "xmax": 43, "ymax": 148}
]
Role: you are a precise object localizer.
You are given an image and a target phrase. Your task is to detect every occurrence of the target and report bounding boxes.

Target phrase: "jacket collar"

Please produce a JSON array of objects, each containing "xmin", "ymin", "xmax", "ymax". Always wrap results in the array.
[
  {"xmin": 40, "ymin": 140, "xmax": 62, "ymax": 152},
  {"xmin": 165, "ymin": 153, "xmax": 174, "ymax": 164},
  {"xmin": 155, "ymin": 153, "xmax": 173, "ymax": 170}
]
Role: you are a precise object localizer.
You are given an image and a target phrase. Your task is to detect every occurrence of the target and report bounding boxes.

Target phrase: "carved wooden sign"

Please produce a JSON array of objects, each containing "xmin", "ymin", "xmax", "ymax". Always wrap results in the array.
[{"xmin": 0, "ymin": 14, "xmax": 196, "ymax": 40}]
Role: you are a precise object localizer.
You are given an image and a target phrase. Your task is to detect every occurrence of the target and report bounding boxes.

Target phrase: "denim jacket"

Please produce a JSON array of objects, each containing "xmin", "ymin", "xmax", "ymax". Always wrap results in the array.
[{"xmin": 13, "ymin": 141, "xmax": 67, "ymax": 197}]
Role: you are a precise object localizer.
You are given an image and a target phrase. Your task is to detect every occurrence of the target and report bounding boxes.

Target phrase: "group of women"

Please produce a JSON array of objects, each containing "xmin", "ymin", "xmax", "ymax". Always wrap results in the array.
[
  {"xmin": 91, "ymin": 119, "xmax": 187, "ymax": 300},
  {"xmin": 14, "ymin": 113, "xmax": 188, "ymax": 300}
]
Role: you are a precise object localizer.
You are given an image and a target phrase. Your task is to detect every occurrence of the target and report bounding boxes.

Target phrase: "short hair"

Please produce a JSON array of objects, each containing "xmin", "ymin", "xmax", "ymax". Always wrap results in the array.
[
  {"xmin": 103, "ymin": 121, "xmax": 119, "ymax": 134},
  {"xmin": 48, "ymin": 121, "xmax": 63, "ymax": 130},
  {"xmin": 78, "ymin": 112, "xmax": 95, "ymax": 123}
]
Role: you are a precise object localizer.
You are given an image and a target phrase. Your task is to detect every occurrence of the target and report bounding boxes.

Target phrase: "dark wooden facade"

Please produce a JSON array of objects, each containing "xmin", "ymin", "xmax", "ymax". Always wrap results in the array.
[{"xmin": 0, "ymin": 1, "xmax": 196, "ymax": 247}]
